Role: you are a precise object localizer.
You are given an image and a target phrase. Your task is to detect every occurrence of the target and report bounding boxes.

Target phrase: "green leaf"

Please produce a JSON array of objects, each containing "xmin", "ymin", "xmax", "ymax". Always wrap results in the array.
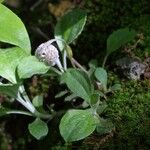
[
  {"xmin": 32, "ymin": 95, "xmax": 43, "ymax": 107},
  {"xmin": 0, "ymin": 47, "xmax": 27, "ymax": 83},
  {"xmin": 55, "ymin": 8, "xmax": 87, "ymax": 50},
  {"xmin": 18, "ymin": 56, "xmax": 49, "ymax": 79},
  {"xmin": 95, "ymin": 68, "xmax": 107, "ymax": 91},
  {"xmin": 64, "ymin": 93, "xmax": 78, "ymax": 102},
  {"xmin": 107, "ymin": 28, "xmax": 136, "ymax": 56},
  {"xmin": 110, "ymin": 83, "xmax": 121, "ymax": 91},
  {"xmin": 0, "ymin": 84, "xmax": 19, "ymax": 97},
  {"xmin": 96, "ymin": 118, "xmax": 114, "ymax": 135},
  {"xmin": 0, "ymin": 4, "xmax": 31, "ymax": 54},
  {"xmin": 90, "ymin": 93, "xmax": 100, "ymax": 105},
  {"xmin": 28, "ymin": 118, "xmax": 48, "ymax": 140},
  {"xmin": 61, "ymin": 69, "xmax": 93, "ymax": 103},
  {"xmin": 55, "ymin": 90, "xmax": 68, "ymax": 98},
  {"xmin": 97, "ymin": 102, "xmax": 107, "ymax": 114},
  {"xmin": 59, "ymin": 109, "xmax": 99, "ymax": 142}
]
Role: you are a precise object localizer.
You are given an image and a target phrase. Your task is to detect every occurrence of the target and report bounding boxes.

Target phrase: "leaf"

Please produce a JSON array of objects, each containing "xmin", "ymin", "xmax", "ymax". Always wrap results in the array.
[
  {"xmin": 110, "ymin": 84, "xmax": 121, "ymax": 91},
  {"xmin": 18, "ymin": 56, "xmax": 49, "ymax": 79},
  {"xmin": 97, "ymin": 102, "xmax": 107, "ymax": 114},
  {"xmin": 55, "ymin": 90, "xmax": 68, "ymax": 98},
  {"xmin": 0, "ymin": 84, "xmax": 19, "ymax": 97},
  {"xmin": 96, "ymin": 118, "xmax": 114, "ymax": 135},
  {"xmin": 90, "ymin": 93, "xmax": 100, "ymax": 105},
  {"xmin": 64, "ymin": 93, "xmax": 78, "ymax": 102},
  {"xmin": 55, "ymin": 8, "xmax": 87, "ymax": 50},
  {"xmin": 59, "ymin": 109, "xmax": 99, "ymax": 142},
  {"xmin": 32, "ymin": 95, "xmax": 43, "ymax": 107},
  {"xmin": 0, "ymin": 47, "xmax": 27, "ymax": 83},
  {"xmin": 95, "ymin": 68, "xmax": 107, "ymax": 91},
  {"xmin": 0, "ymin": 4, "xmax": 31, "ymax": 54},
  {"xmin": 61, "ymin": 69, "xmax": 93, "ymax": 103},
  {"xmin": 28, "ymin": 118, "xmax": 48, "ymax": 140},
  {"xmin": 107, "ymin": 28, "xmax": 136, "ymax": 56}
]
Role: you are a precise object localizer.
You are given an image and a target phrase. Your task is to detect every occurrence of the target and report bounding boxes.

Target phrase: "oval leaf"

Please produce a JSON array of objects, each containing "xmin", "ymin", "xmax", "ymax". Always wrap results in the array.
[
  {"xmin": 55, "ymin": 8, "xmax": 87, "ymax": 50},
  {"xmin": 95, "ymin": 68, "xmax": 107, "ymax": 91},
  {"xmin": 61, "ymin": 69, "xmax": 93, "ymax": 103},
  {"xmin": 28, "ymin": 118, "xmax": 48, "ymax": 140},
  {"xmin": 32, "ymin": 95, "xmax": 43, "ymax": 107},
  {"xmin": 18, "ymin": 56, "xmax": 49, "ymax": 79},
  {"xmin": 59, "ymin": 109, "xmax": 98, "ymax": 142},
  {"xmin": 107, "ymin": 28, "xmax": 136, "ymax": 55},
  {"xmin": 0, "ymin": 4, "xmax": 31, "ymax": 54},
  {"xmin": 0, "ymin": 47, "xmax": 27, "ymax": 83}
]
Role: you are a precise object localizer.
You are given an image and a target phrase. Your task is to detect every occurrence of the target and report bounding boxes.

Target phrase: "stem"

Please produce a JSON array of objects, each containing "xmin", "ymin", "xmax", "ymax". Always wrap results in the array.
[
  {"xmin": 34, "ymin": 111, "xmax": 55, "ymax": 120},
  {"xmin": 102, "ymin": 54, "xmax": 108, "ymax": 68},
  {"xmin": 63, "ymin": 51, "xmax": 67, "ymax": 71},
  {"xmin": 71, "ymin": 58, "xmax": 88, "ymax": 73},
  {"xmin": 50, "ymin": 67, "xmax": 62, "ymax": 75},
  {"xmin": 6, "ymin": 110, "xmax": 33, "ymax": 116},
  {"xmin": 16, "ymin": 92, "xmax": 36, "ymax": 113},
  {"xmin": 56, "ymin": 59, "xmax": 64, "ymax": 73}
]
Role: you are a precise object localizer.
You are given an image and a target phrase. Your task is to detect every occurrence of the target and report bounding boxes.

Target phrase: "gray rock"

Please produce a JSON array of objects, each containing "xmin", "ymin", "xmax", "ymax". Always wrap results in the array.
[{"xmin": 116, "ymin": 57, "xmax": 146, "ymax": 80}]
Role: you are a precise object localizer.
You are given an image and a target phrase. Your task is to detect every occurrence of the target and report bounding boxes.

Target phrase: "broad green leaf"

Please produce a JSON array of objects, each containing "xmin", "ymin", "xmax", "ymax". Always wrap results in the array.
[
  {"xmin": 32, "ymin": 95, "xmax": 43, "ymax": 107},
  {"xmin": 0, "ymin": 84, "xmax": 19, "ymax": 97},
  {"xmin": 18, "ymin": 56, "xmax": 49, "ymax": 79},
  {"xmin": 0, "ymin": 47, "xmax": 27, "ymax": 83},
  {"xmin": 28, "ymin": 118, "xmax": 48, "ymax": 140},
  {"xmin": 107, "ymin": 28, "xmax": 136, "ymax": 55},
  {"xmin": 59, "ymin": 109, "xmax": 99, "ymax": 142},
  {"xmin": 95, "ymin": 68, "xmax": 107, "ymax": 91},
  {"xmin": 96, "ymin": 118, "xmax": 114, "ymax": 135},
  {"xmin": 61, "ymin": 69, "xmax": 93, "ymax": 103},
  {"xmin": 0, "ymin": 4, "xmax": 31, "ymax": 54},
  {"xmin": 55, "ymin": 8, "xmax": 87, "ymax": 50}
]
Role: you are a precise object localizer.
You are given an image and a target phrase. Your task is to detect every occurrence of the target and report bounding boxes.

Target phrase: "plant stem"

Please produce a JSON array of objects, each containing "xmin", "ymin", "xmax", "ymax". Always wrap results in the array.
[
  {"xmin": 17, "ymin": 85, "xmax": 53, "ymax": 119},
  {"xmin": 102, "ymin": 54, "xmax": 108, "ymax": 68},
  {"xmin": 71, "ymin": 58, "xmax": 88, "ymax": 73},
  {"xmin": 63, "ymin": 51, "xmax": 67, "ymax": 71},
  {"xmin": 6, "ymin": 110, "xmax": 33, "ymax": 116},
  {"xmin": 16, "ymin": 92, "xmax": 36, "ymax": 113},
  {"xmin": 56, "ymin": 59, "xmax": 64, "ymax": 72}
]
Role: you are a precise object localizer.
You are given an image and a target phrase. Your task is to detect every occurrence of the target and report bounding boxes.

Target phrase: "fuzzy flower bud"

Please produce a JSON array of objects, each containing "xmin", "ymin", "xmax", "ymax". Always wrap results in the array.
[
  {"xmin": 35, "ymin": 41, "xmax": 59, "ymax": 66},
  {"xmin": 35, "ymin": 40, "xmax": 64, "ymax": 72}
]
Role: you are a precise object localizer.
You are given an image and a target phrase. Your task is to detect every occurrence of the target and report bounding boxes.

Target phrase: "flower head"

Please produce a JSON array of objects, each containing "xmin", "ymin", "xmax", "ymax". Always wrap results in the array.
[{"xmin": 35, "ymin": 41, "xmax": 59, "ymax": 66}]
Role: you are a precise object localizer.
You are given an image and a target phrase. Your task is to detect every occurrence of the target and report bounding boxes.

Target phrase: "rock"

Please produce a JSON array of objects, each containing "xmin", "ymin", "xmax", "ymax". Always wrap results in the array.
[{"xmin": 116, "ymin": 57, "xmax": 146, "ymax": 80}]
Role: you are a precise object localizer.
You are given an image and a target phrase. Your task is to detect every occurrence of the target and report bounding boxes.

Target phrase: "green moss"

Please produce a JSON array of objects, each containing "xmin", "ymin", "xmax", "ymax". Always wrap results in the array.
[{"xmin": 103, "ymin": 80, "xmax": 150, "ymax": 149}]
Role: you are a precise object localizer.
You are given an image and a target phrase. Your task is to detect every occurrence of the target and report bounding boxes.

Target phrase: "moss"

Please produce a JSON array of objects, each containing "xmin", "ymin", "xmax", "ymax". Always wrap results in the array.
[{"xmin": 103, "ymin": 80, "xmax": 150, "ymax": 149}]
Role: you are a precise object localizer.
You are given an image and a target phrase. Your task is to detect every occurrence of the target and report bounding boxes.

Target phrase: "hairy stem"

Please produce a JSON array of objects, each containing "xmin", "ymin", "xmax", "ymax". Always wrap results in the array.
[{"xmin": 71, "ymin": 58, "xmax": 88, "ymax": 73}]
